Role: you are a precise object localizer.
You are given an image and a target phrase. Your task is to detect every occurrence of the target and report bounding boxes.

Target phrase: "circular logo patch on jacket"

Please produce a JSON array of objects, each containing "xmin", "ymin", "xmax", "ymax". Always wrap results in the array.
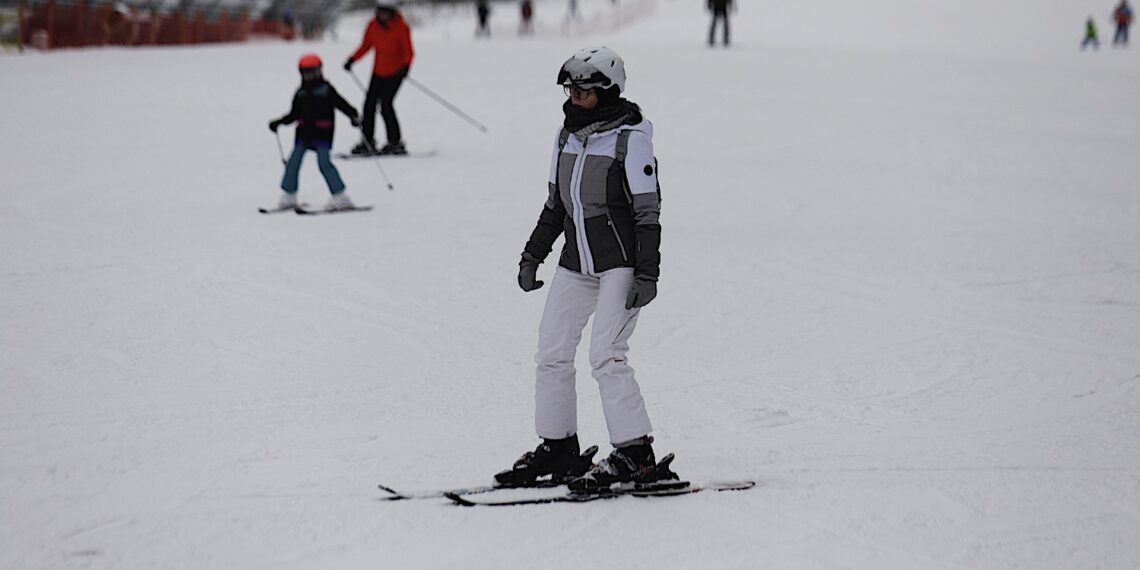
[{"xmin": 644, "ymin": 164, "xmax": 654, "ymax": 176}]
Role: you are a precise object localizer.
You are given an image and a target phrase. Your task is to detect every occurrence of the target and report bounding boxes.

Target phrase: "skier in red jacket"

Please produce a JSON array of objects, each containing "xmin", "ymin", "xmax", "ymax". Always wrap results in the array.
[{"xmin": 344, "ymin": 2, "xmax": 415, "ymax": 155}]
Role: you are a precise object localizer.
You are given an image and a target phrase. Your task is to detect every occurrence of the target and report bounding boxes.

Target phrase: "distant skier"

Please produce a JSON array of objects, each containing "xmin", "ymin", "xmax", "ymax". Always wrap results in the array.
[
  {"xmin": 344, "ymin": 1, "xmax": 415, "ymax": 156},
  {"xmin": 565, "ymin": 0, "xmax": 580, "ymax": 23},
  {"xmin": 708, "ymin": 0, "xmax": 731, "ymax": 47},
  {"xmin": 268, "ymin": 54, "xmax": 361, "ymax": 211},
  {"xmin": 476, "ymin": 0, "xmax": 492, "ymax": 38},
  {"xmin": 1113, "ymin": 0, "xmax": 1133, "ymax": 46},
  {"xmin": 1082, "ymin": 17, "xmax": 1101, "ymax": 49},
  {"xmin": 520, "ymin": 0, "xmax": 535, "ymax": 35},
  {"xmin": 496, "ymin": 47, "xmax": 669, "ymax": 493}
]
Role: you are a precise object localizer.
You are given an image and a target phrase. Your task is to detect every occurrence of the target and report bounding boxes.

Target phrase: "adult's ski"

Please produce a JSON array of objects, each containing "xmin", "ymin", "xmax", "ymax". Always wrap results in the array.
[
  {"xmin": 334, "ymin": 149, "xmax": 438, "ymax": 160},
  {"xmin": 378, "ymin": 445, "xmax": 598, "ymax": 501},
  {"xmin": 378, "ymin": 479, "xmax": 566, "ymax": 501},
  {"xmin": 445, "ymin": 480, "xmax": 756, "ymax": 507},
  {"xmin": 294, "ymin": 205, "xmax": 374, "ymax": 215}
]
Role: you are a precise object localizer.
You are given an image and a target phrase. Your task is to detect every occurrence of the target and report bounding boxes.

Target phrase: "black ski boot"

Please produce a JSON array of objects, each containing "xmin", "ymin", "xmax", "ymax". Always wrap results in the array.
[
  {"xmin": 568, "ymin": 436, "xmax": 678, "ymax": 493},
  {"xmin": 379, "ymin": 141, "xmax": 408, "ymax": 156},
  {"xmin": 494, "ymin": 435, "xmax": 597, "ymax": 487},
  {"xmin": 351, "ymin": 140, "xmax": 376, "ymax": 155}
]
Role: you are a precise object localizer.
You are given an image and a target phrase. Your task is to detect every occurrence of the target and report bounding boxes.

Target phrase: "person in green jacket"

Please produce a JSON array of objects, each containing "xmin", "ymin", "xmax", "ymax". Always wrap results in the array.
[{"xmin": 1082, "ymin": 17, "xmax": 1100, "ymax": 50}]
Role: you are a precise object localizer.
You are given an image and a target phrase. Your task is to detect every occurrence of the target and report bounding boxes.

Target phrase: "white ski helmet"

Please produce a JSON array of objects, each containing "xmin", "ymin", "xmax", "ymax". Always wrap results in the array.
[{"xmin": 557, "ymin": 46, "xmax": 626, "ymax": 93}]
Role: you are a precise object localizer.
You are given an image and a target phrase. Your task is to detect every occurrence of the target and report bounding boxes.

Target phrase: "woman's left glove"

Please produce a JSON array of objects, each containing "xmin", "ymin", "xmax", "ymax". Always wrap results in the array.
[{"xmin": 625, "ymin": 276, "xmax": 657, "ymax": 309}]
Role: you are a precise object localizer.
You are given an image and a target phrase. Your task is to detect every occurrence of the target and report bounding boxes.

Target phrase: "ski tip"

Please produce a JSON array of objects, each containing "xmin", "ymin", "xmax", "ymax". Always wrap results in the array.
[
  {"xmin": 712, "ymin": 480, "xmax": 757, "ymax": 492},
  {"xmin": 377, "ymin": 483, "xmax": 409, "ymax": 500},
  {"xmin": 444, "ymin": 492, "xmax": 477, "ymax": 507}
]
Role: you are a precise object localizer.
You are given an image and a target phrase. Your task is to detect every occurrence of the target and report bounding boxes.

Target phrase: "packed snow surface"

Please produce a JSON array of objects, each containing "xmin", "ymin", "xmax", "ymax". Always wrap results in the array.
[{"xmin": 2, "ymin": 0, "xmax": 1139, "ymax": 568}]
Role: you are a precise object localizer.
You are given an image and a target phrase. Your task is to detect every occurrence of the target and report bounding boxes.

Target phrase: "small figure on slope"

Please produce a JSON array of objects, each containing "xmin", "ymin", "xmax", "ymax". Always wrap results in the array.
[
  {"xmin": 1082, "ymin": 17, "xmax": 1101, "ymax": 50},
  {"xmin": 1113, "ymin": 0, "xmax": 1134, "ymax": 46},
  {"xmin": 476, "ymin": 0, "xmax": 492, "ymax": 38},
  {"xmin": 268, "ymin": 54, "xmax": 361, "ymax": 211},
  {"xmin": 497, "ymin": 47, "xmax": 672, "ymax": 494}
]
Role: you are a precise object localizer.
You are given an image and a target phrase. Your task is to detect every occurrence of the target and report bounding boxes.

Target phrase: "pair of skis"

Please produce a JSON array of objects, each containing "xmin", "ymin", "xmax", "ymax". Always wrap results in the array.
[
  {"xmin": 378, "ymin": 452, "xmax": 756, "ymax": 507},
  {"xmin": 258, "ymin": 204, "xmax": 373, "ymax": 215}
]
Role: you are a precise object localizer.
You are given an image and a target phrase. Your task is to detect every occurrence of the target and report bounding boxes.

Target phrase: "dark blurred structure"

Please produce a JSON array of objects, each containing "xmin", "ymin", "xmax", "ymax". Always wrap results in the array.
[{"xmin": 0, "ymin": 0, "xmax": 355, "ymax": 49}]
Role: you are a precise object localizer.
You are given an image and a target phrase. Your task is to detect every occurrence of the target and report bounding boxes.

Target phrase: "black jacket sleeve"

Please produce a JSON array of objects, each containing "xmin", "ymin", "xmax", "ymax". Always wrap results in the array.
[
  {"xmin": 278, "ymin": 92, "xmax": 300, "ymax": 125},
  {"xmin": 331, "ymin": 86, "xmax": 359, "ymax": 119},
  {"xmin": 634, "ymin": 222, "xmax": 661, "ymax": 280},
  {"xmin": 522, "ymin": 200, "xmax": 566, "ymax": 264}
]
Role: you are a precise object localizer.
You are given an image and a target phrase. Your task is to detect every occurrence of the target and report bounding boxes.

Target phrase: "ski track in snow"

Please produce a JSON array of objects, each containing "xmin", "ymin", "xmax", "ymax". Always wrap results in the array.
[{"xmin": 3, "ymin": 0, "xmax": 1140, "ymax": 568}]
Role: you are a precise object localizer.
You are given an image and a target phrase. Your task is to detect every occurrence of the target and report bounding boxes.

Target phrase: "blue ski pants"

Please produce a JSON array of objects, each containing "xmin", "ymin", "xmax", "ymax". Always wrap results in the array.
[{"xmin": 281, "ymin": 143, "xmax": 345, "ymax": 195}]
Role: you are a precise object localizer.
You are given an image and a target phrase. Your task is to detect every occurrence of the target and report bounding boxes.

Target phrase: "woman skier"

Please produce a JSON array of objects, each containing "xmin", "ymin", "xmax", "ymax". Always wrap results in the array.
[{"xmin": 496, "ymin": 47, "xmax": 670, "ymax": 493}]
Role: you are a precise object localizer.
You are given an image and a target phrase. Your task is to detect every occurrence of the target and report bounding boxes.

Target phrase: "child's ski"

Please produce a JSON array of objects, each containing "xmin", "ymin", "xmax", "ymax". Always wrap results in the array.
[
  {"xmin": 293, "ymin": 205, "xmax": 374, "ymax": 215},
  {"xmin": 258, "ymin": 203, "xmax": 308, "ymax": 214}
]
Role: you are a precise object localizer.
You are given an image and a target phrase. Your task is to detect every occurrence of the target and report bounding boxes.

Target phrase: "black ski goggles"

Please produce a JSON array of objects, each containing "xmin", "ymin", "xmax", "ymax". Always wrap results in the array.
[{"xmin": 556, "ymin": 59, "xmax": 611, "ymax": 91}]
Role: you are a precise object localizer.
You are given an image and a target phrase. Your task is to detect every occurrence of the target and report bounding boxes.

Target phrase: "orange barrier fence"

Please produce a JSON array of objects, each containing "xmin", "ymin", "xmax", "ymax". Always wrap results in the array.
[{"xmin": 16, "ymin": 1, "xmax": 314, "ymax": 49}]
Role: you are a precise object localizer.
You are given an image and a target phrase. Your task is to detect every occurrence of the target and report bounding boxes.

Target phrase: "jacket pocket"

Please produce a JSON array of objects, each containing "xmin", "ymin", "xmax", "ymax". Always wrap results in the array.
[{"xmin": 605, "ymin": 213, "xmax": 629, "ymax": 263}]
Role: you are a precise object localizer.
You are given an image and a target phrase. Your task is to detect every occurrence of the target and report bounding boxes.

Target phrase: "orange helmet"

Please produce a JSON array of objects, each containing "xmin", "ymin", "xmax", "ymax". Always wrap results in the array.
[{"xmin": 298, "ymin": 53, "xmax": 322, "ymax": 71}]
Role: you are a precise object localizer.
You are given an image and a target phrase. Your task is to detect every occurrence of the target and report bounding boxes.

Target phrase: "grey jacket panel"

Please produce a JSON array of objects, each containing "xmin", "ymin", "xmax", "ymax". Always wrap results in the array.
[
  {"xmin": 631, "ymin": 192, "xmax": 660, "ymax": 226},
  {"xmin": 544, "ymin": 117, "xmax": 661, "ymax": 277}
]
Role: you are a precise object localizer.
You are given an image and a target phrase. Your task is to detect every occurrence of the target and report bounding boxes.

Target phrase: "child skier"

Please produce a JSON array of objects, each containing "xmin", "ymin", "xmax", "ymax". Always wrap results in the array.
[
  {"xmin": 496, "ymin": 47, "xmax": 670, "ymax": 494},
  {"xmin": 268, "ymin": 54, "xmax": 361, "ymax": 211}
]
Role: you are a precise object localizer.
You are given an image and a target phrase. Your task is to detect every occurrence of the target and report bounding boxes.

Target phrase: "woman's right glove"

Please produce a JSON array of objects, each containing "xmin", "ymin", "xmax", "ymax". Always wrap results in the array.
[{"xmin": 518, "ymin": 253, "xmax": 544, "ymax": 292}]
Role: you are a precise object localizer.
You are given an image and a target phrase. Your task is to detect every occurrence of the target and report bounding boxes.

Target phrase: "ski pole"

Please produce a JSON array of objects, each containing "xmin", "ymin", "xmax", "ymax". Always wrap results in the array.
[
  {"xmin": 273, "ymin": 130, "xmax": 286, "ymax": 164},
  {"xmin": 404, "ymin": 76, "xmax": 489, "ymax": 134},
  {"xmin": 348, "ymin": 69, "xmax": 369, "ymax": 96},
  {"xmin": 348, "ymin": 69, "xmax": 488, "ymax": 134},
  {"xmin": 344, "ymin": 73, "xmax": 396, "ymax": 190},
  {"xmin": 359, "ymin": 129, "xmax": 396, "ymax": 191}
]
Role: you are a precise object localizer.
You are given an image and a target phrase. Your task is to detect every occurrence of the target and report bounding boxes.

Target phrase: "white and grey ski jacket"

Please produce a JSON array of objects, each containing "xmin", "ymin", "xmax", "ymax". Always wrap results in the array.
[{"xmin": 523, "ymin": 113, "xmax": 662, "ymax": 280}]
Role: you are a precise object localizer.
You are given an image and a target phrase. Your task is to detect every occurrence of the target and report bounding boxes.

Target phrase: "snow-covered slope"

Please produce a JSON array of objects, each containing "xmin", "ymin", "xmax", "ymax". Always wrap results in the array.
[{"xmin": 2, "ymin": 0, "xmax": 1139, "ymax": 568}]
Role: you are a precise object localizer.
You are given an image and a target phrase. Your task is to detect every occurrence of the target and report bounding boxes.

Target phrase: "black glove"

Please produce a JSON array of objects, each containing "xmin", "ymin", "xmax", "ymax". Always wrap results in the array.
[
  {"xmin": 625, "ymin": 276, "xmax": 657, "ymax": 309},
  {"xmin": 518, "ymin": 253, "xmax": 544, "ymax": 292},
  {"xmin": 343, "ymin": 58, "xmax": 354, "ymax": 71},
  {"xmin": 350, "ymin": 115, "xmax": 361, "ymax": 128},
  {"xmin": 268, "ymin": 120, "xmax": 280, "ymax": 132}
]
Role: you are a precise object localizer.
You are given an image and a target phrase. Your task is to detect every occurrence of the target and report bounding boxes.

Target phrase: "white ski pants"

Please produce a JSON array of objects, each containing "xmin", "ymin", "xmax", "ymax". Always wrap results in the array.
[{"xmin": 534, "ymin": 266, "xmax": 653, "ymax": 445}]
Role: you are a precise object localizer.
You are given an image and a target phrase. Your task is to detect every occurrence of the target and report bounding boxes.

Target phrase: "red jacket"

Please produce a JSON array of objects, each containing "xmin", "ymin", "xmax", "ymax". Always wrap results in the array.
[{"xmin": 349, "ymin": 13, "xmax": 414, "ymax": 77}]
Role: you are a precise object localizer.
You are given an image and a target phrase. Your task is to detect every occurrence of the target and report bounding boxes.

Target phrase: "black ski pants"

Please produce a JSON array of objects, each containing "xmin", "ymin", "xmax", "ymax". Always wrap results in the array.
[
  {"xmin": 709, "ymin": 9, "xmax": 729, "ymax": 46},
  {"xmin": 363, "ymin": 72, "xmax": 406, "ymax": 145}
]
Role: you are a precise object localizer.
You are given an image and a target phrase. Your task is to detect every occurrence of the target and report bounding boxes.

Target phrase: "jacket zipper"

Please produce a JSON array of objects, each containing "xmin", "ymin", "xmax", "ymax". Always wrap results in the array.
[
  {"xmin": 605, "ymin": 213, "xmax": 629, "ymax": 263},
  {"xmin": 569, "ymin": 137, "xmax": 594, "ymax": 275}
]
